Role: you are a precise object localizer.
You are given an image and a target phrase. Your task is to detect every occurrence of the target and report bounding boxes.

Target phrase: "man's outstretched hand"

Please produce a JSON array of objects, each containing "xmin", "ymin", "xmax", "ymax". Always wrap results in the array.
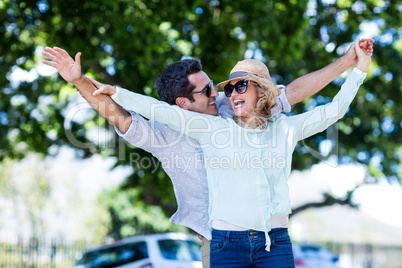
[
  {"xmin": 359, "ymin": 38, "xmax": 375, "ymax": 56},
  {"xmin": 355, "ymin": 39, "xmax": 372, "ymax": 73},
  {"xmin": 343, "ymin": 38, "xmax": 374, "ymax": 67},
  {"xmin": 42, "ymin": 47, "xmax": 82, "ymax": 84}
]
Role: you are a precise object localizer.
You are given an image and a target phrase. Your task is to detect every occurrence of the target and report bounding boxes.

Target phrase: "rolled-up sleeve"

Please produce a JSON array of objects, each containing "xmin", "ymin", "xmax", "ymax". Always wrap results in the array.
[{"xmin": 270, "ymin": 85, "xmax": 291, "ymax": 116}]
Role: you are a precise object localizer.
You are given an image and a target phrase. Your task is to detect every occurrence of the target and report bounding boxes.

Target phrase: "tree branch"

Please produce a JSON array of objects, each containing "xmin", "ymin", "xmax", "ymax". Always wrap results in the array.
[{"xmin": 290, "ymin": 189, "xmax": 359, "ymax": 218}]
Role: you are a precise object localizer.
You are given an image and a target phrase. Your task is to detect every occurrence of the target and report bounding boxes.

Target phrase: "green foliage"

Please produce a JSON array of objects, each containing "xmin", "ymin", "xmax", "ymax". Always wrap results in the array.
[
  {"xmin": 98, "ymin": 186, "xmax": 186, "ymax": 240},
  {"xmin": 1, "ymin": 0, "xmax": 401, "ymax": 237}
]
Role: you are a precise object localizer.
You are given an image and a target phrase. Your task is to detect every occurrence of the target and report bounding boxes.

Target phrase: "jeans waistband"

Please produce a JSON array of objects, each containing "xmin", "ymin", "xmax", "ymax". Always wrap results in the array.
[{"xmin": 211, "ymin": 228, "xmax": 288, "ymax": 241}]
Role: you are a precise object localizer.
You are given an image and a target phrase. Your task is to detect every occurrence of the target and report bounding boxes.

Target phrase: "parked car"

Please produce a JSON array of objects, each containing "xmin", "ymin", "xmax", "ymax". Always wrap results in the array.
[
  {"xmin": 73, "ymin": 233, "xmax": 202, "ymax": 268},
  {"xmin": 293, "ymin": 242, "xmax": 340, "ymax": 268}
]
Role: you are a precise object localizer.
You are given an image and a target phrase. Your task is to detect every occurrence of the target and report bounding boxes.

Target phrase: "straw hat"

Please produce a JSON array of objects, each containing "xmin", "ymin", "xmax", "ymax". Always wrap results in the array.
[{"xmin": 217, "ymin": 59, "xmax": 280, "ymax": 96}]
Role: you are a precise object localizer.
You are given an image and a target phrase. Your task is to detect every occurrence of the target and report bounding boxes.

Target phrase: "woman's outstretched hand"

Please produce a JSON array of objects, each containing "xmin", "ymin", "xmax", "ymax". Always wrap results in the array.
[
  {"xmin": 355, "ymin": 39, "xmax": 372, "ymax": 73},
  {"xmin": 86, "ymin": 77, "xmax": 117, "ymax": 96}
]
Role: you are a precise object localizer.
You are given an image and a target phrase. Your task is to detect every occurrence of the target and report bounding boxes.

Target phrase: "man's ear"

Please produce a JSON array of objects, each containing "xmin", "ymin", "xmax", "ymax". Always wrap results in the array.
[{"xmin": 176, "ymin": 97, "xmax": 190, "ymax": 110}]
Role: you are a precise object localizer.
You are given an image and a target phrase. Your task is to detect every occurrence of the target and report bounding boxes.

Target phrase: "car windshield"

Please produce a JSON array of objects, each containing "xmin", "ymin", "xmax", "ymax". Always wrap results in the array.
[
  {"xmin": 76, "ymin": 241, "xmax": 148, "ymax": 268},
  {"xmin": 300, "ymin": 245, "xmax": 321, "ymax": 253},
  {"xmin": 158, "ymin": 239, "xmax": 201, "ymax": 261}
]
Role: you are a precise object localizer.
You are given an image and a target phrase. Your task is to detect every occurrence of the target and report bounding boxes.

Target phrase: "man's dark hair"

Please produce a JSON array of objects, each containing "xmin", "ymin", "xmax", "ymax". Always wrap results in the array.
[{"xmin": 154, "ymin": 59, "xmax": 202, "ymax": 105}]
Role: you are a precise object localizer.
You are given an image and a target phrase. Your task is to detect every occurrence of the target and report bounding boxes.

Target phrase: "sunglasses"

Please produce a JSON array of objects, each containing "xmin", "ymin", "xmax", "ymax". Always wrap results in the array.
[
  {"xmin": 224, "ymin": 80, "xmax": 249, "ymax": 97},
  {"xmin": 188, "ymin": 80, "xmax": 213, "ymax": 98}
]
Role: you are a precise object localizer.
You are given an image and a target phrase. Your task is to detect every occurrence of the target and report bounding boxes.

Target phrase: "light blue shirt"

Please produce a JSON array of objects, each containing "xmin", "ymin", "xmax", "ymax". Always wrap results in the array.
[{"xmin": 114, "ymin": 88, "xmax": 290, "ymax": 240}]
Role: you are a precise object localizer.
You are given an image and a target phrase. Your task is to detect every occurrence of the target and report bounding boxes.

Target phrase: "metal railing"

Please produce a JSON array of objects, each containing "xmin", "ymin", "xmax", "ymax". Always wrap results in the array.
[{"xmin": 0, "ymin": 237, "xmax": 87, "ymax": 268}]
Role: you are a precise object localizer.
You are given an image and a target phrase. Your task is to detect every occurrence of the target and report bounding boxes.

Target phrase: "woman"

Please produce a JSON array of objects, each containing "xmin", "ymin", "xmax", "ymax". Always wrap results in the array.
[{"xmin": 94, "ymin": 40, "xmax": 371, "ymax": 267}]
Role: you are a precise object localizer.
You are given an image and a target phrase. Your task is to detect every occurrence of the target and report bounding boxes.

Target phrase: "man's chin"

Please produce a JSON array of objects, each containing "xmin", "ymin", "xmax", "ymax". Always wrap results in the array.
[
  {"xmin": 205, "ymin": 107, "xmax": 219, "ymax": 116},
  {"xmin": 190, "ymin": 106, "xmax": 218, "ymax": 116}
]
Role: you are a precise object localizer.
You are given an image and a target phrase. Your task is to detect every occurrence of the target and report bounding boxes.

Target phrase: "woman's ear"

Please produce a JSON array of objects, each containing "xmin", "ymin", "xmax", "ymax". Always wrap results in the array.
[{"xmin": 176, "ymin": 97, "xmax": 189, "ymax": 110}]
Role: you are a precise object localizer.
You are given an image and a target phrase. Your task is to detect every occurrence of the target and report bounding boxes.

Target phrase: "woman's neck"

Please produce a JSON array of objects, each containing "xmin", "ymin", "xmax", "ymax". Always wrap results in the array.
[{"xmin": 238, "ymin": 116, "xmax": 260, "ymax": 129}]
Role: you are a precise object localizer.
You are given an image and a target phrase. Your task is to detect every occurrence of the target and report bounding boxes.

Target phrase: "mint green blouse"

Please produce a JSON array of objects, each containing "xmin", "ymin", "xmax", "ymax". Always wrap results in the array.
[{"xmin": 111, "ymin": 68, "xmax": 366, "ymax": 238}]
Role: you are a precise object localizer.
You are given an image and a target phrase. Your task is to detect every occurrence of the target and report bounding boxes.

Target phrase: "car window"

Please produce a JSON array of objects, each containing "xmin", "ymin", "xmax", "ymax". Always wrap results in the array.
[
  {"xmin": 158, "ymin": 239, "xmax": 201, "ymax": 261},
  {"xmin": 76, "ymin": 241, "xmax": 148, "ymax": 268},
  {"xmin": 300, "ymin": 245, "xmax": 320, "ymax": 253}
]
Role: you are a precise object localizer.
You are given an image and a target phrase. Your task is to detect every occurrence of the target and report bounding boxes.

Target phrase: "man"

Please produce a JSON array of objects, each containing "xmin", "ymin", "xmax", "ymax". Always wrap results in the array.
[{"xmin": 42, "ymin": 39, "xmax": 373, "ymax": 267}]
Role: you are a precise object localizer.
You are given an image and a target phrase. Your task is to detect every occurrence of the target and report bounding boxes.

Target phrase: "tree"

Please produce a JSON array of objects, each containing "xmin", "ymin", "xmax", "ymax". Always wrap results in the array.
[
  {"xmin": 0, "ymin": 155, "xmax": 51, "ymax": 236},
  {"xmin": 1, "ymin": 0, "xmax": 401, "ymax": 238}
]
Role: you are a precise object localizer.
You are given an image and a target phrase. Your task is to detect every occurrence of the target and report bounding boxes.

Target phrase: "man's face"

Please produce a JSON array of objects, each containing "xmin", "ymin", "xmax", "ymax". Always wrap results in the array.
[{"xmin": 185, "ymin": 71, "xmax": 219, "ymax": 115}]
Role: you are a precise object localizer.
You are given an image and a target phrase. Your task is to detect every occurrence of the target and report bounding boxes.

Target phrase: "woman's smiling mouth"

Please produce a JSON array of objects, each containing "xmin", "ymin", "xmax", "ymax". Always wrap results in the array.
[{"xmin": 233, "ymin": 99, "xmax": 245, "ymax": 109}]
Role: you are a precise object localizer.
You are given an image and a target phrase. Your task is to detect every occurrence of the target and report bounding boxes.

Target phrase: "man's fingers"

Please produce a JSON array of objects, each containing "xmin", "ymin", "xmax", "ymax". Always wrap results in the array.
[
  {"xmin": 54, "ymin": 47, "xmax": 70, "ymax": 58},
  {"xmin": 42, "ymin": 51, "xmax": 58, "ymax": 62},
  {"xmin": 75, "ymin": 52, "xmax": 82, "ymax": 70},
  {"xmin": 50, "ymin": 47, "xmax": 63, "ymax": 59},
  {"xmin": 75, "ymin": 52, "xmax": 81, "ymax": 63},
  {"xmin": 42, "ymin": 60, "xmax": 57, "ymax": 68},
  {"xmin": 363, "ymin": 42, "xmax": 373, "ymax": 56},
  {"xmin": 356, "ymin": 38, "xmax": 372, "ymax": 57},
  {"xmin": 43, "ymin": 47, "xmax": 61, "ymax": 60},
  {"xmin": 361, "ymin": 38, "xmax": 374, "ymax": 43},
  {"xmin": 354, "ymin": 38, "xmax": 374, "ymax": 58},
  {"xmin": 359, "ymin": 38, "xmax": 375, "ymax": 46},
  {"xmin": 44, "ymin": 47, "xmax": 57, "ymax": 54},
  {"xmin": 359, "ymin": 39, "xmax": 374, "ymax": 51}
]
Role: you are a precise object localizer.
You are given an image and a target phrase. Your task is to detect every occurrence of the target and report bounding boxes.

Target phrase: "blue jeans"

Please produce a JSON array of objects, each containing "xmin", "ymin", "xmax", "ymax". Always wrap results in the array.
[{"xmin": 210, "ymin": 228, "xmax": 295, "ymax": 268}]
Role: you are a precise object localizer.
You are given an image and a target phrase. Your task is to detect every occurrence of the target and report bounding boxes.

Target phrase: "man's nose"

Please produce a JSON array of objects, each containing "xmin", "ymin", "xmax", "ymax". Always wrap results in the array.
[{"xmin": 211, "ymin": 86, "xmax": 219, "ymax": 97}]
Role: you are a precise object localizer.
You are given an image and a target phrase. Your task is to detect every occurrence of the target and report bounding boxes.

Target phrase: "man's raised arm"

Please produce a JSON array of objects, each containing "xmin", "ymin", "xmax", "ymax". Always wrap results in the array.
[
  {"xmin": 285, "ymin": 38, "xmax": 374, "ymax": 105},
  {"xmin": 42, "ymin": 47, "xmax": 132, "ymax": 133}
]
